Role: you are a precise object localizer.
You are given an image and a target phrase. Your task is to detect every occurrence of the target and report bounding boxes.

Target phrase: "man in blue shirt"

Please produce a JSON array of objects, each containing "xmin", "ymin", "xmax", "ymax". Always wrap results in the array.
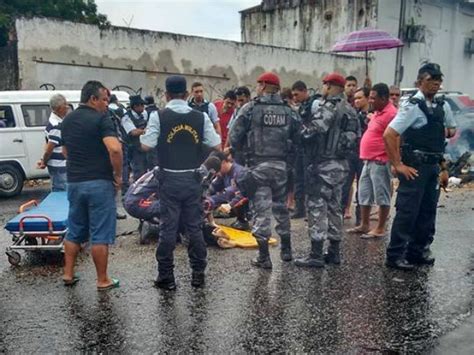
[
  {"xmin": 141, "ymin": 75, "xmax": 221, "ymax": 290},
  {"xmin": 383, "ymin": 63, "xmax": 456, "ymax": 271},
  {"xmin": 206, "ymin": 151, "xmax": 249, "ymax": 231}
]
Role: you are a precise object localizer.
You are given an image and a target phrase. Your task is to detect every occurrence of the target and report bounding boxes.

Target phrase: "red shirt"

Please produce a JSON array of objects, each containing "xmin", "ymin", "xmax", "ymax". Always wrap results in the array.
[
  {"xmin": 214, "ymin": 100, "xmax": 235, "ymax": 147},
  {"xmin": 359, "ymin": 102, "xmax": 397, "ymax": 162}
]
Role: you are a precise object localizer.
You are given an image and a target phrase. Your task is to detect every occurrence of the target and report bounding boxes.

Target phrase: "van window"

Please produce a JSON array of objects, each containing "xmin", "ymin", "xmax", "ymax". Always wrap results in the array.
[
  {"xmin": 0, "ymin": 106, "xmax": 15, "ymax": 128},
  {"xmin": 21, "ymin": 105, "xmax": 51, "ymax": 127}
]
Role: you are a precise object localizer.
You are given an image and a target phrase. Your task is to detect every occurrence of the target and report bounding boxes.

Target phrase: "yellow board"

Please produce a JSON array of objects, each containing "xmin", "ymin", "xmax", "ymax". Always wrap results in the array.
[{"xmin": 216, "ymin": 224, "xmax": 278, "ymax": 249}]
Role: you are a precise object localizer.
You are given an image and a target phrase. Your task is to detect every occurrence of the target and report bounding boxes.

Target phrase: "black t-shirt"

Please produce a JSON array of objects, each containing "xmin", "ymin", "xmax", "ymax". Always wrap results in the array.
[{"xmin": 61, "ymin": 105, "xmax": 117, "ymax": 183}]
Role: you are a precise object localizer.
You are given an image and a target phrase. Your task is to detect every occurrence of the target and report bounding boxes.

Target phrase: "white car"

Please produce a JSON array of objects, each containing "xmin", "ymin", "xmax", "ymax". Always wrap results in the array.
[{"xmin": 0, "ymin": 90, "xmax": 129, "ymax": 197}]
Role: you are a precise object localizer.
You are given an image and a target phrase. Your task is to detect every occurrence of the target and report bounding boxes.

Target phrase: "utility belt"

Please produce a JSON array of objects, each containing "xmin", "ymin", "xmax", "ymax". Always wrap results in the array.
[{"xmin": 402, "ymin": 149, "xmax": 444, "ymax": 166}]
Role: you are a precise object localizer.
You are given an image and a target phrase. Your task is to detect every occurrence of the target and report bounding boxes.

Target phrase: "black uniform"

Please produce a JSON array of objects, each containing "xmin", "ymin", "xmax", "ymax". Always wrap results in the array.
[
  {"xmin": 155, "ymin": 108, "xmax": 207, "ymax": 281},
  {"xmin": 387, "ymin": 96, "xmax": 447, "ymax": 264}
]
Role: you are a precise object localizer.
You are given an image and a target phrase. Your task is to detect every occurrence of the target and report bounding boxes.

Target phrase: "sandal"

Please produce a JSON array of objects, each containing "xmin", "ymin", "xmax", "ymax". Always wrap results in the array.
[
  {"xmin": 63, "ymin": 275, "xmax": 80, "ymax": 287},
  {"xmin": 97, "ymin": 278, "xmax": 120, "ymax": 291},
  {"xmin": 360, "ymin": 233, "xmax": 386, "ymax": 239}
]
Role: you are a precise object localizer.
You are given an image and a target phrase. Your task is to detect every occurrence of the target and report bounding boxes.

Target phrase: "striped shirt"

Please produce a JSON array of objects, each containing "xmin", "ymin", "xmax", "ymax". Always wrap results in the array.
[{"xmin": 44, "ymin": 112, "xmax": 66, "ymax": 168}]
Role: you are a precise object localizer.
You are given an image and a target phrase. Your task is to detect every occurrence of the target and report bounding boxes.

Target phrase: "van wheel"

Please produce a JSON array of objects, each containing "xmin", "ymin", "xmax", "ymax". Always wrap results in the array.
[{"xmin": 0, "ymin": 164, "xmax": 24, "ymax": 197}]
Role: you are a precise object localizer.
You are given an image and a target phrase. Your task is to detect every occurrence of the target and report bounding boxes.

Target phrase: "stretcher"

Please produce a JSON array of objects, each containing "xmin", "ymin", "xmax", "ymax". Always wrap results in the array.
[{"xmin": 4, "ymin": 192, "xmax": 68, "ymax": 266}]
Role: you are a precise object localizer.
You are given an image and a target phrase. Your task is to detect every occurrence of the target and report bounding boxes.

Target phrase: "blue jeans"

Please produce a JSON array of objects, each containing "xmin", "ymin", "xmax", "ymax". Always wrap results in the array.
[
  {"xmin": 66, "ymin": 179, "xmax": 116, "ymax": 245},
  {"xmin": 47, "ymin": 166, "xmax": 67, "ymax": 192}
]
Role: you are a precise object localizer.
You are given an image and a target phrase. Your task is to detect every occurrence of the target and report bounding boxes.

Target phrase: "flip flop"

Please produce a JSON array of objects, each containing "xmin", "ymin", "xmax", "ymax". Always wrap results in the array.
[
  {"xmin": 97, "ymin": 278, "xmax": 120, "ymax": 291},
  {"xmin": 63, "ymin": 275, "xmax": 80, "ymax": 287},
  {"xmin": 360, "ymin": 233, "xmax": 386, "ymax": 239}
]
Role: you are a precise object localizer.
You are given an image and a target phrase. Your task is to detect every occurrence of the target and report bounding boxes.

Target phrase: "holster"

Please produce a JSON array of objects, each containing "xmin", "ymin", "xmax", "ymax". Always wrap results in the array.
[{"xmin": 235, "ymin": 168, "xmax": 259, "ymax": 199}]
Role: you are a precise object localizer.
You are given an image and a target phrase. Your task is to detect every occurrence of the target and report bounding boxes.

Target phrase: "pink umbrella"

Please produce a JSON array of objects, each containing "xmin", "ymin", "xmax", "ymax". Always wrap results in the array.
[{"xmin": 332, "ymin": 28, "xmax": 404, "ymax": 77}]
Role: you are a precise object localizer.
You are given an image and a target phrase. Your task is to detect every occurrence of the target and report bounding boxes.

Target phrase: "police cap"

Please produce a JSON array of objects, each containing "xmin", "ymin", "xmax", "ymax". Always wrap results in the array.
[
  {"xmin": 166, "ymin": 75, "xmax": 187, "ymax": 94},
  {"xmin": 144, "ymin": 95, "xmax": 155, "ymax": 105},
  {"xmin": 322, "ymin": 73, "xmax": 346, "ymax": 87},
  {"xmin": 129, "ymin": 95, "xmax": 145, "ymax": 107},
  {"xmin": 257, "ymin": 72, "xmax": 280, "ymax": 87},
  {"xmin": 418, "ymin": 62, "xmax": 443, "ymax": 78}
]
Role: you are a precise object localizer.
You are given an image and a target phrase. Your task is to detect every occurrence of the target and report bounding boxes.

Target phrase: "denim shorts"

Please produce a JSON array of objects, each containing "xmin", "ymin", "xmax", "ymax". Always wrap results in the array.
[{"xmin": 66, "ymin": 179, "xmax": 116, "ymax": 245}]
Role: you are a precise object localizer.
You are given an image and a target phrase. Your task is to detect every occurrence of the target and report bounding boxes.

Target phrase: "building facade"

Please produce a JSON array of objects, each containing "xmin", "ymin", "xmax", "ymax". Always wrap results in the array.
[{"xmin": 241, "ymin": 0, "xmax": 474, "ymax": 95}]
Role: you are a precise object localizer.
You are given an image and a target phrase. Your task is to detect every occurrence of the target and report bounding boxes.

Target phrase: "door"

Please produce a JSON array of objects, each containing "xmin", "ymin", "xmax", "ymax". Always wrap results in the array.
[
  {"xmin": 20, "ymin": 104, "xmax": 52, "ymax": 179},
  {"xmin": 0, "ymin": 105, "xmax": 28, "ymax": 170}
]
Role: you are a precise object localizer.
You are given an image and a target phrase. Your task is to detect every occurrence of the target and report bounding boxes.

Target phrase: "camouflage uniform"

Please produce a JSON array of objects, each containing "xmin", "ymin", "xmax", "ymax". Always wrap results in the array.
[
  {"xmin": 296, "ymin": 93, "xmax": 359, "ymax": 267},
  {"xmin": 230, "ymin": 93, "xmax": 300, "ymax": 268}
]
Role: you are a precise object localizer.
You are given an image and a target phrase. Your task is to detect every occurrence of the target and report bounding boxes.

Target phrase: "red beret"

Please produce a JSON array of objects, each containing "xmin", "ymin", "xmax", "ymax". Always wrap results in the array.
[
  {"xmin": 257, "ymin": 72, "xmax": 280, "ymax": 87},
  {"xmin": 322, "ymin": 73, "xmax": 346, "ymax": 87}
]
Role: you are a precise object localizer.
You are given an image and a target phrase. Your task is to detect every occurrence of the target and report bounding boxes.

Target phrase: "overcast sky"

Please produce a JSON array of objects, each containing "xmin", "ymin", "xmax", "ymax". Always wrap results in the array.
[{"xmin": 95, "ymin": 0, "xmax": 261, "ymax": 41}]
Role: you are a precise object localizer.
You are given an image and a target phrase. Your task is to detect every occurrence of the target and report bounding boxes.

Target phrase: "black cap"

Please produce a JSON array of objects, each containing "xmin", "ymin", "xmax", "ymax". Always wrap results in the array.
[
  {"xmin": 418, "ymin": 62, "xmax": 443, "ymax": 77},
  {"xmin": 109, "ymin": 94, "xmax": 118, "ymax": 103},
  {"xmin": 144, "ymin": 95, "xmax": 155, "ymax": 105},
  {"xmin": 166, "ymin": 75, "xmax": 187, "ymax": 94},
  {"xmin": 129, "ymin": 95, "xmax": 145, "ymax": 107}
]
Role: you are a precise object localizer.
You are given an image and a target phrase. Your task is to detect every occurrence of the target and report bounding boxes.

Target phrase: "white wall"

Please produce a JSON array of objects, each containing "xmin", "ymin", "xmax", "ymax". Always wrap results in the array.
[
  {"xmin": 14, "ymin": 17, "xmax": 367, "ymax": 102},
  {"xmin": 376, "ymin": 0, "xmax": 474, "ymax": 96}
]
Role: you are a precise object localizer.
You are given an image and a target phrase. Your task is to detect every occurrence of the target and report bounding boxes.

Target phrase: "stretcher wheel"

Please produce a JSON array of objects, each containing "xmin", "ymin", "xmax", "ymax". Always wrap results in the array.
[{"xmin": 6, "ymin": 251, "xmax": 21, "ymax": 266}]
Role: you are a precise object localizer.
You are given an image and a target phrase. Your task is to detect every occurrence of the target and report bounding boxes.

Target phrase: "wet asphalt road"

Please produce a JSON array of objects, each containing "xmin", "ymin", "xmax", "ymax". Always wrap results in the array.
[{"xmin": 0, "ymin": 184, "xmax": 473, "ymax": 353}]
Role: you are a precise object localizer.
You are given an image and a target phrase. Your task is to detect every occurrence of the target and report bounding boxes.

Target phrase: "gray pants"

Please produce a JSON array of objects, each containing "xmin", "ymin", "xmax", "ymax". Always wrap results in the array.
[
  {"xmin": 249, "ymin": 161, "xmax": 290, "ymax": 241},
  {"xmin": 306, "ymin": 159, "xmax": 348, "ymax": 242}
]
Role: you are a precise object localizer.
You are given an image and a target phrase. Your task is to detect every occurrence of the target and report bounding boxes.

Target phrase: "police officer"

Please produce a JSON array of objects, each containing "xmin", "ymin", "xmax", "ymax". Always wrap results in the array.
[
  {"xmin": 121, "ymin": 95, "xmax": 149, "ymax": 180},
  {"xmin": 290, "ymin": 80, "xmax": 321, "ymax": 219},
  {"xmin": 230, "ymin": 72, "xmax": 299, "ymax": 269},
  {"xmin": 189, "ymin": 82, "xmax": 221, "ymax": 136},
  {"xmin": 144, "ymin": 95, "xmax": 159, "ymax": 116},
  {"xmin": 140, "ymin": 76, "xmax": 221, "ymax": 290},
  {"xmin": 384, "ymin": 63, "xmax": 456, "ymax": 270},
  {"xmin": 295, "ymin": 73, "xmax": 360, "ymax": 268}
]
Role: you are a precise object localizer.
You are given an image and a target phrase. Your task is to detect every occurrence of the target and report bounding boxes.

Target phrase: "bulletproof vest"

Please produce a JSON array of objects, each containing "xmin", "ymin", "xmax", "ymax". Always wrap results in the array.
[
  {"xmin": 189, "ymin": 99, "xmax": 209, "ymax": 115},
  {"xmin": 157, "ymin": 108, "xmax": 204, "ymax": 170},
  {"xmin": 127, "ymin": 110, "xmax": 147, "ymax": 146},
  {"xmin": 402, "ymin": 97, "xmax": 446, "ymax": 153},
  {"xmin": 109, "ymin": 109, "xmax": 129, "ymax": 144},
  {"xmin": 146, "ymin": 105, "xmax": 158, "ymax": 116},
  {"xmin": 246, "ymin": 98, "xmax": 293, "ymax": 164},
  {"xmin": 317, "ymin": 97, "xmax": 360, "ymax": 161},
  {"xmin": 298, "ymin": 95, "xmax": 321, "ymax": 125}
]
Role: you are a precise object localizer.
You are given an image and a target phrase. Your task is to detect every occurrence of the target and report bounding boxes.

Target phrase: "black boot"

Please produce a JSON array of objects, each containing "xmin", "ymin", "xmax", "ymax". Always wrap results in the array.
[
  {"xmin": 280, "ymin": 234, "xmax": 292, "ymax": 262},
  {"xmin": 294, "ymin": 240, "xmax": 325, "ymax": 268},
  {"xmin": 291, "ymin": 199, "xmax": 306, "ymax": 219},
  {"xmin": 154, "ymin": 275, "xmax": 176, "ymax": 291},
  {"xmin": 191, "ymin": 271, "xmax": 205, "ymax": 288},
  {"xmin": 251, "ymin": 238, "xmax": 272, "ymax": 269},
  {"xmin": 324, "ymin": 240, "xmax": 341, "ymax": 265}
]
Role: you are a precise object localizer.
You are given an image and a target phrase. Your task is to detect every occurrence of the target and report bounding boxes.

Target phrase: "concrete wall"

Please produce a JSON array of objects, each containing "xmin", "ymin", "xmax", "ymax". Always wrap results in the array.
[
  {"xmin": 14, "ymin": 17, "xmax": 367, "ymax": 103},
  {"xmin": 241, "ymin": 0, "xmax": 377, "ymax": 52},
  {"xmin": 375, "ymin": 0, "xmax": 474, "ymax": 96}
]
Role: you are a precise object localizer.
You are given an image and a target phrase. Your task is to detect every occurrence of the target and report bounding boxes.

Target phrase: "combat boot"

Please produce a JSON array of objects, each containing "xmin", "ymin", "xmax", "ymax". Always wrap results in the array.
[
  {"xmin": 291, "ymin": 199, "xmax": 306, "ymax": 219},
  {"xmin": 324, "ymin": 240, "xmax": 341, "ymax": 265},
  {"xmin": 251, "ymin": 238, "xmax": 273, "ymax": 269},
  {"xmin": 294, "ymin": 240, "xmax": 325, "ymax": 268},
  {"xmin": 280, "ymin": 234, "xmax": 292, "ymax": 262}
]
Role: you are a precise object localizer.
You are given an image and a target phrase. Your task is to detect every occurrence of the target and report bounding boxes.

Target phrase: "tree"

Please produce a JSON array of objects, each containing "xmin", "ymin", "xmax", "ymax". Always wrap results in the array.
[{"xmin": 0, "ymin": 0, "xmax": 110, "ymax": 46}]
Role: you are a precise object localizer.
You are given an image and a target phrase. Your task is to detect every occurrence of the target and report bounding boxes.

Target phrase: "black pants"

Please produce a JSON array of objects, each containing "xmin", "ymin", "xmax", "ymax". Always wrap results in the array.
[
  {"xmin": 386, "ymin": 164, "xmax": 440, "ymax": 261},
  {"xmin": 294, "ymin": 150, "xmax": 306, "ymax": 203},
  {"xmin": 157, "ymin": 171, "xmax": 207, "ymax": 278},
  {"xmin": 341, "ymin": 155, "xmax": 364, "ymax": 212}
]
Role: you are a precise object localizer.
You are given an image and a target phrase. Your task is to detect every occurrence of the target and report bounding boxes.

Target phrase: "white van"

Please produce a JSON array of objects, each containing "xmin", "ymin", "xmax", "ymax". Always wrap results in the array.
[{"xmin": 0, "ymin": 90, "xmax": 130, "ymax": 197}]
